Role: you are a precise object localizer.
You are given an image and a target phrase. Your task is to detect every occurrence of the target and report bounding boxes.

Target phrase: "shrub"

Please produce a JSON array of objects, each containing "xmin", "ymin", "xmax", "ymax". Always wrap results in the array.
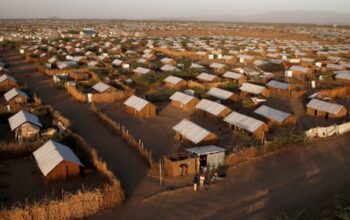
[
  {"xmin": 242, "ymin": 99, "xmax": 255, "ymax": 108},
  {"xmin": 271, "ymin": 127, "xmax": 305, "ymax": 149}
]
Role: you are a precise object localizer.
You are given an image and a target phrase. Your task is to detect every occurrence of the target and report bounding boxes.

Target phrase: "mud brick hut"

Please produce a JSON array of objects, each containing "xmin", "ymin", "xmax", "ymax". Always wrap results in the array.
[
  {"xmin": 186, "ymin": 145, "xmax": 226, "ymax": 171},
  {"xmin": 112, "ymin": 59, "xmax": 123, "ymax": 67},
  {"xmin": 306, "ymin": 99, "xmax": 347, "ymax": 119},
  {"xmin": 210, "ymin": 62, "xmax": 226, "ymax": 74},
  {"xmin": 33, "ymin": 140, "xmax": 83, "ymax": 182},
  {"xmin": 92, "ymin": 81, "xmax": 114, "ymax": 93},
  {"xmin": 163, "ymin": 75, "xmax": 187, "ymax": 89},
  {"xmin": 0, "ymin": 74, "xmax": 17, "ymax": 91},
  {"xmin": 133, "ymin": 67, "xmax": 152, "ymax": 75},
  {"xmin": 172, "ymin": 119, "xmax": 218, "ymax": 145},
  {"xmin": 254, "ymin": 105, "xmax": 296, "ymax": 126},
  {"xmin": 240, "ymin": 83, "xmax": 269, "ymax": 98},
  {"xmin": 4, "ymin": 88, "xmax": 29, "ymax": 107},
  {"xmin": 266, "ymin": 80, "xmax": 291, "ymax": 96},
  {"xmin": 224, "ymin": 111, "xmax": 269, "ymax": 141},
  {"xmin": 124, "ymin": 95, "xmax": 156, "ymax": 118},
  {"xmin": 160, "ymin": 64, "xmax": 178, "ymax": 72},
  {"xmin": 334, "ymin": 71, "xmax": 350, "ymax": 84},
  {"xmin": 207, "ymin": 87, "xmax": 238, "ymax": 102},
  {"xmin": 223, "ymin": 71, "xmax": 246, "ymax": 85},
  {"xmin": 161, "ymin": 57, "xmax": 176, "ymax": 65},
  {"xmin": 163, "ymin": 152, "xmax": 197, "ymax": 178},
  {"xmin": 8, "ymin": 110, "xmax": 43, "ymax": 141},
  {"xmin": 195, "ymin": 99, "xmax": 232, "ymax": 119},
  {"xmin": 169, "ymin": 91, "xmax": 199, "ymax": 111},
  {"xmin": 197, "ymin": 72, "xmax": 220, "ymax": 83},
  {"xmin": 287, "ymin": 65, "xmax": 311, "ymax": 80}
]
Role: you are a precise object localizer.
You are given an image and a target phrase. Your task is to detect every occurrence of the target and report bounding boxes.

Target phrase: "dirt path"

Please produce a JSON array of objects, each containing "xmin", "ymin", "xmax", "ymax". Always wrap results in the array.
[
  {"xmin": 92, "ymin": 133, "xmax": 350, "ymax": 220},
  {"xmin": 1, "ymin": 49, "xmax": 149, "ymax": 196}
]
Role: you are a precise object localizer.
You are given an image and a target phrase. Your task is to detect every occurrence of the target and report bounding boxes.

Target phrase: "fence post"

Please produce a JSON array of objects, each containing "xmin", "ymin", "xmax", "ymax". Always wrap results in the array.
[{"xmin": 159, "ymin": 158, "xmax": 163, "ymax": 186}]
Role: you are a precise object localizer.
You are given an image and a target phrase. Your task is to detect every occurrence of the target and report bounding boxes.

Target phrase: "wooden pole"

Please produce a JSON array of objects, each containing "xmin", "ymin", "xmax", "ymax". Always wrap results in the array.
[{"xmin": 159, "ymin": 158, "xmax": 163, "ymax": 186}]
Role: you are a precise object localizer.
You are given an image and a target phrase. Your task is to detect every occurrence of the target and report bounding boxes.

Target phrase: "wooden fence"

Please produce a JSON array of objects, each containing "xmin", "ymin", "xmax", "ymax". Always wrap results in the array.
[{"xmin": 91, "ymin": 104, "xmax": 158, "ymax": 171}]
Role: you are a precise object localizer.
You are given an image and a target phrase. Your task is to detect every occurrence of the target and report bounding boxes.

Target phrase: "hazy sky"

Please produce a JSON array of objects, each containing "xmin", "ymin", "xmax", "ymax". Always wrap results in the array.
[{"xmin": 1, "ymin": 0, "xmax": 350, "ymax": 19}]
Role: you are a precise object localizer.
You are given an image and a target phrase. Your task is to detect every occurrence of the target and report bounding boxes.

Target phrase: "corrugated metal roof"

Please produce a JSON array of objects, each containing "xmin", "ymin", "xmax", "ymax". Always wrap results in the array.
[
  {"xmin": 306, "ymin": 99, "xmax": 344, "ymax": 115},
  {"xmin": 190, "ymin": 63, "xmax": 204, "ymax": 69},
  {"xmin": 223, "ymin": 71, "xmax": 243, "ymax": 80},
  {"xmin": 160, "ymin": 64, "xmax": 177, "ymax": 72},
  {"xmin": 197, "ymin": 73, "xmax": 216, "ymax": 82},
  {"xmin": 290, "ymin": 65, "xmax": 309, "ymax": 73},
  {"xmin": 0, "ymin": 74, "xmax": 16, "ymax": 83},
  {"xmin": 169, "ymin": 92, "xmax": 194, "ymax": 105},
  {"xmin": 4, "ymin": 88, "xmax": 28, "ymax": 101},
  {"xmin": 161, "ymin": 57, "xmax": 174, "ymax": 64},
  {"xmin": 207, "ymin": 87, "xmax": 233, "ymax": 100},
  {"xmin": 224, "ymin": 111, "xmax": 265, "ymax": 133},
  {"xmin": 196, "ymin": 99, "xmax": 231, "ymax": 117},
  {"xmin": 266, "ymin": 80, "xmax": 290, "ymax": 90},
  {"xmin": 186, "ymin": 145, "xmax": 225, "ymax": 156},
  {"xmin": 335, "ymin": 71, "xmax": 350, "ymax": 80},
  {"xmin": 172, "ymin": 119, "xmax": 211, "ymax": 144},
  {"xmin": 210, "ymin": 62, "xmax": 225, "ymax": 69},
  {"xmin": 254, "ymin": 105, "xmax": 291, "ymax": 123},
  {"xmin": 124, "ymin": 95, "xmax": 150, "ymax": 111},
  {"xmin": 240, "ymin": 83, "xmax": 266, "ymax": 95},
  {"xmin": 92, "ymin": 82, "xmax": 111, "ymax": 93},
  {"xmin": 33, "ymin": 140, "xmax": 83, "ymax": 176},
  {"xmin": 164, "ymin": 75, "xmax": 184, "ymax": 85},
  {"xmin": 112, "ymin": 59, "xmax": 123, "ymax": 66},
  {"xmin": 134, "ymin": 67, "xmax": 151, "ymax": 75},
  {"xmin": 8, "ymin": 110, "xmax": 43, "ymax": 131}
]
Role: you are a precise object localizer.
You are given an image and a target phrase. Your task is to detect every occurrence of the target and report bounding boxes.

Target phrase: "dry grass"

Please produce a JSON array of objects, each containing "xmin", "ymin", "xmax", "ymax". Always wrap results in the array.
[
  {"xmin": 65, "ymin": 85, "xmax": 88, "ymax": 102},
  {"xmin": 91, "ymin": 89, "xmax": 130, "ymax": 104},
  {"xmin": 225, "ymin": 147, "xmax": 260, "ymax": 167},
  {"xmin": 0, "ymin": 141, "xmax": 42, "ymax": 157}
]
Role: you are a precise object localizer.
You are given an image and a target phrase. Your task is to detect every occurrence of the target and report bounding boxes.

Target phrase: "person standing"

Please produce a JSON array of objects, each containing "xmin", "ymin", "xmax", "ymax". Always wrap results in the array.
[
  {"xmin": 193, "ymin": 174, "xmax": 198, "ymax": 192},
  {"xmin": 199, "ymin": 174, "xmax": 205, "ymax": 189}
]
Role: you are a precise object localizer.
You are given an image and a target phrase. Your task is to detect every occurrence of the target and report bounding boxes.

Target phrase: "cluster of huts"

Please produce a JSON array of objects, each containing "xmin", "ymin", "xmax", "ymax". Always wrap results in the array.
[
  {"xmin": 2, "ymin": 21, "xmax": 350, "ymax": 180},
  {"xmin": 0, "ymin": 67, "xmax": 84, "ymax": 182}
]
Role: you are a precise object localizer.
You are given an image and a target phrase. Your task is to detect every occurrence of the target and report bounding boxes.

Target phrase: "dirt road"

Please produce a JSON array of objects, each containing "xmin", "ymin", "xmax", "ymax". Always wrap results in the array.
[{"xmin": 93, "ymin": 134, "xmax": 350, "ymax": 220}]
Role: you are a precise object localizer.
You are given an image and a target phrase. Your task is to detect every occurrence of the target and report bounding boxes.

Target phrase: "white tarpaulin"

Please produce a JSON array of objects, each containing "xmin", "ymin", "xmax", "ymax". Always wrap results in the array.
[{"xmin": 305, "ymin": 122, "xmax": 350, "ymax": 138}]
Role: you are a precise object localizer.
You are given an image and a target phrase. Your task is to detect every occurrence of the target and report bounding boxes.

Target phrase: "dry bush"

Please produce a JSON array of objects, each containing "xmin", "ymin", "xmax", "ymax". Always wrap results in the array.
[
  {"xmin": 91, "ymin": 90, "xmax": 127, "ymax": 104},
  {"xmin": 65, "ymin": 85, "xmax": 87, "ymax": 102},
  {"xmin": 225, "ymin": 147, "xmax": 259, "ymax": 167},
  {"xmin": 0, "ymin": 141, "xmax": 42, "ymax": 157}
]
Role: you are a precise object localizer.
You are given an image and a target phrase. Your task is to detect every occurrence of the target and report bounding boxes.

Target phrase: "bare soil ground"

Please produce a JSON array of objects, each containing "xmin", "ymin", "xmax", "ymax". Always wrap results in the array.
[{"xmin": 91, "ymin": 132, "xmax": 350, "ymax": 220}]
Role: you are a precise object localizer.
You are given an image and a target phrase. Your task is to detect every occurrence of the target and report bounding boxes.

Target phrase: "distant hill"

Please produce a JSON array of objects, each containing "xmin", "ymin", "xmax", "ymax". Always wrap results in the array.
[{"xmin": 182, "ymin": 11, "xmax": 350, "ymax": 25}]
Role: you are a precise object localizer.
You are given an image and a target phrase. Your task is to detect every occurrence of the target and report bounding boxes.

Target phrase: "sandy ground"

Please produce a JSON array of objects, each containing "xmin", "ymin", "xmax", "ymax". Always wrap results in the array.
[{"xmin": 3, "ymin": 49, "xmax": 350, "ymax": 219}]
